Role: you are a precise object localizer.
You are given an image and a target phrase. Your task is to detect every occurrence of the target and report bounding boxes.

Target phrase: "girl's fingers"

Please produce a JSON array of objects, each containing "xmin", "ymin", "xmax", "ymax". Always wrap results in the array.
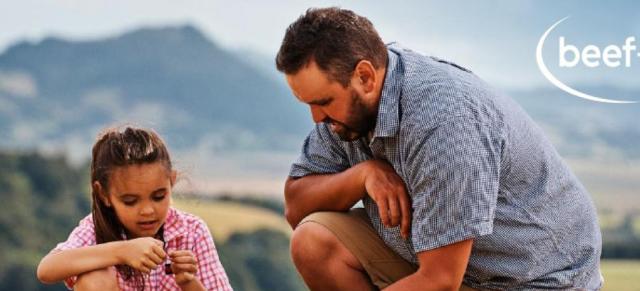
[
  {"xmin": 147, "ymin": 252, "xmax": 163, "ymax": 265},
  {"xmin": 140, "ymin": 257, "xmax": 158, "ymax": 270},
  {"xmin": 138, "ymin": 264, "xmax": 151, "ymax": 274},
  {"xmin": 152, "ymin": 244, "xmax": 167, "ymax": 259},
  {"xmin": 171, "ymin": 255, "xmax": 197, "ymax": 264},
  {"xmin": 172, "ymin": 263, "xmax": 197, "ymax": 273},
  {"xmin": 152, "ymin": 238, "xmax": 164, "ymax": 247},
  {"xmin": 169, "ymin": 250, "xmax": 193, "ymax": 258},
  {"xmin": 183, "ymin": 272, "xmax": 195, "ymax": 281}
]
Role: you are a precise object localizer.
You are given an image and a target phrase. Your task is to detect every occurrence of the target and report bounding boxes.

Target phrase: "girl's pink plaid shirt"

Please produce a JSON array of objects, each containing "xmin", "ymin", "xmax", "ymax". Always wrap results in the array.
[{"xmin": 51, "ymin": 207, "xmax": 233, "ymax": 290}]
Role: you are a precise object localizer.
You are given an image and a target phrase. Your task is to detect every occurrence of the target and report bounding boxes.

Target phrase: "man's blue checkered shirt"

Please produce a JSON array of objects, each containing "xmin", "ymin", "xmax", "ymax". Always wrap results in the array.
[{"xmin": 289, "ymin": 43, "xmax": 602, "ymax": 290}]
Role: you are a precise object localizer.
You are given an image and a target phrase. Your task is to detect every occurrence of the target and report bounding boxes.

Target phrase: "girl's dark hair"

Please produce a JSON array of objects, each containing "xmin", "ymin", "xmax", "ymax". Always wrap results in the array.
[
  {"xmin": 90, "ymin": 126, "xmax": 172, "ymax": 288},
  {"xmin": 276, "ymin": 7, "xmax": 388, "ymax": 87}
]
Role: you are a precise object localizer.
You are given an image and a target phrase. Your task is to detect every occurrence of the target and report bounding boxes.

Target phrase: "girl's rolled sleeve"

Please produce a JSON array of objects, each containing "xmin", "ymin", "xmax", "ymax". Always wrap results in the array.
[{"xmin": 50, "ymin": 215, "xmax": 96, "ymax": 289}]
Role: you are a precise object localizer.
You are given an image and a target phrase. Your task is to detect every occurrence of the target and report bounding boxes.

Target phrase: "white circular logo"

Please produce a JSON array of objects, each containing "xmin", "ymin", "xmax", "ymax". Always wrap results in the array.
[{"xmin": 536, "ymin": 16, "xmax": 637, "ymax": 104}]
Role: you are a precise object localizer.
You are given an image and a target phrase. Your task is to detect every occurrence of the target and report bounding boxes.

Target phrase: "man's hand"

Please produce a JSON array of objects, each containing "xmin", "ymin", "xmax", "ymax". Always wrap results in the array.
[
  {"xmin": 284, "ymin": 159, "xmax": 412, "ymax": 231},
  {"xmin": 361, "ymin": 160, "xmax": 412, "ymax": 239}
]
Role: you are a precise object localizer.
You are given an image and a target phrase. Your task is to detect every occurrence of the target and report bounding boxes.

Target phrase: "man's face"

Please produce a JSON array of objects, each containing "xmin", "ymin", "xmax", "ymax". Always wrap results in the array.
[{"xmin": 286, "ymin": 61, "xmax": 378, "ymax": 141}]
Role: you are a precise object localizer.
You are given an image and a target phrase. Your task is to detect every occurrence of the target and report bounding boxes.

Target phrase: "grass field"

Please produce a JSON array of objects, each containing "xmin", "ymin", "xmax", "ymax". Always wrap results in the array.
[
  {"xmin": 173, "ymin": 198, "xmax": 291, "ymax": 242},
  {"xmin": 174, "ymin": 198, "xmax": 640, "ymax": 289},
  {"xmin": 601, "ymin": 260, "xmax": 640, "ymax": 291}
]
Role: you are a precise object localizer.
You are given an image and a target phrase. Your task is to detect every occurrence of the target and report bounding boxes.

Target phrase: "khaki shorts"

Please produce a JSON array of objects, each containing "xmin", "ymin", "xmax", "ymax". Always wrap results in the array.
[{"xmin": 299, "ymin": 208, "xmax": 476, "ymax": 290}]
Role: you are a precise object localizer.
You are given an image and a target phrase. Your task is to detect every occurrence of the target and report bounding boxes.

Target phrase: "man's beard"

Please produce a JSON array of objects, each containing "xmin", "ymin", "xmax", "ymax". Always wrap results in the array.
[{"xmin": 327, "ymin": 90, "xmax": 377, "ymax": 141}]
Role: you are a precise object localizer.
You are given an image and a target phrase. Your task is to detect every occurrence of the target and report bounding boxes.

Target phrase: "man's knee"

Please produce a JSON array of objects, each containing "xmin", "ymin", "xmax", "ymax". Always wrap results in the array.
[
  {"xmin": 290, "ymin": 221, "xmax": 340, "ymax": 268},
  {"xmin": 74, "ymin": 267, "xmax": 118, "ymax": 291}
]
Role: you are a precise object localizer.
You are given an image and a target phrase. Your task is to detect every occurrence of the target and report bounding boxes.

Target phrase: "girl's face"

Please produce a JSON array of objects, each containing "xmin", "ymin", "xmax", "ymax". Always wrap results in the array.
[{"xmin": 101, "ymin": 162, "xmax": 176, "ymax": 238}]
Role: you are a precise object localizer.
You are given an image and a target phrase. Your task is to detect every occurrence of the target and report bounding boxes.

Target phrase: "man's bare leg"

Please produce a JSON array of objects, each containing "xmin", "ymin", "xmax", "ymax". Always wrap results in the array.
[{"xmin": 290, "ymin": 222, "xmax": 377, "ymax": 291}]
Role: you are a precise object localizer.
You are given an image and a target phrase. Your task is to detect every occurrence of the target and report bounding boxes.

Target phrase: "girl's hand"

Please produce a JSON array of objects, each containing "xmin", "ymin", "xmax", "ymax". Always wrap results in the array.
[
  {"xmin": 170, "ymin": 250, "xmax": 198, "ymax": 286},
  {"xmin": 118, "ymin": 237, "xmax": 166, "ymax": 274}
]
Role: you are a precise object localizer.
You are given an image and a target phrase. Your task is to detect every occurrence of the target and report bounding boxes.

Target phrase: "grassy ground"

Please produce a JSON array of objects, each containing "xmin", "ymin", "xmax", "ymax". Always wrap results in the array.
[
  {"xmin": 174, "ymin": 197, "xmax": 640, "ymax": 289},
  {"xmin": 601, "ymin": 260, "xmax": 640, "ymax": 291},
  {"xmin": 173, "ymin": 198, "xmax": 291, "ymax": 242}
]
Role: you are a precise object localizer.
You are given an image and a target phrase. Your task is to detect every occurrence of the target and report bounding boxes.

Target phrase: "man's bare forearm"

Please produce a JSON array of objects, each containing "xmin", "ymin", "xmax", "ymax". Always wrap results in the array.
[
  {"xmin": 284, "ymin": 161, "xmax": 372, "ymax": 228},
  {"xmin": 384, "ymin": 239, "xmax": 473, "ymax": 291}
]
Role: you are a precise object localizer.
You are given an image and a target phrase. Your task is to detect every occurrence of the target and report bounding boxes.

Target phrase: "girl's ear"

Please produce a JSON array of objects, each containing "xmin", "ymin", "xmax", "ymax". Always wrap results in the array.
[
  {"xmin": 170, "ymin": 170, "xmax": 177, "ymax": 186},
  {"xmin": 93, "ymin": 181, "xmax": 111, "ymax": 207}
]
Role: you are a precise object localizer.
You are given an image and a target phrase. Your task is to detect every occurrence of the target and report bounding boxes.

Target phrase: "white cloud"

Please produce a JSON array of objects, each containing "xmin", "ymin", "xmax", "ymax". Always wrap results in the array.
[{"xmin": 0, "ymin": 70, "xmax": 38, "ymax": 98}]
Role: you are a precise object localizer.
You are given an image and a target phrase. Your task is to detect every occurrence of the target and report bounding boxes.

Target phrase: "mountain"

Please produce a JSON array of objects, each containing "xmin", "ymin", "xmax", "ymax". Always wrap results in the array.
[
  {"xmin": 0, "ymin": 25, "xmax": 638, "ymax": 197},
  {"xmin": 508, "ymin": 86, "xmax": 640, "ymax": 159},
  {"xmin": 0, "ymin": 25, "xmax": 311, "ymax": 157}
]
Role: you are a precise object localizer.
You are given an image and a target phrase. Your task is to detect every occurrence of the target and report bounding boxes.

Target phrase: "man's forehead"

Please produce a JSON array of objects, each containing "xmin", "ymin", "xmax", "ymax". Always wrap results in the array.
[
  {"xmin": 286, "ymin": 64, "xmax": 334, "ymax": 102},
  {"xmin": 285, "ymin": 75, "xmax": 302, "ymax": 98}
]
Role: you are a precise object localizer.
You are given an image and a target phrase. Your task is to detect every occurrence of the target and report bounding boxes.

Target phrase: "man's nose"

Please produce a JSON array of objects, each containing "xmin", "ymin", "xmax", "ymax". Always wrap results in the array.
[{"xmin": 310, "ymin": 106, "xmax": 327, "ymax": 123}]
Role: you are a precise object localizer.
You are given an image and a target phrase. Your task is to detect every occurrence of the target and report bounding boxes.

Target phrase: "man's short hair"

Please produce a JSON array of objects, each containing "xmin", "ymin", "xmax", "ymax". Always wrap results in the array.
[{"xmin": 276, "ymin": 7, "xmax": 388, "ymax": 87}]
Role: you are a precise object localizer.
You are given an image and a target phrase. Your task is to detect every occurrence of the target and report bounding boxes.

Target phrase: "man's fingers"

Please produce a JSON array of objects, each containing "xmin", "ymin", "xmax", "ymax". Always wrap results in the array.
[
  {"xmin": 376, "ymin": 196, "xmax": 390, "ymax": 226},
  {"xmin": 387, "ymin": 197, "xmax": 401, "ymax": 227},
  {"xmin": 399, "ymin": 192, "xmax": 412, "ymax": 239}
]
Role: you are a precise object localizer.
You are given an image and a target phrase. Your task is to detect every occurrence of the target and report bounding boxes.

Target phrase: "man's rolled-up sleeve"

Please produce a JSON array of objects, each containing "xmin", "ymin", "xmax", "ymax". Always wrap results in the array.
[
  {"xmin": 289, "ymin": 123, "xmax": 350, "ymax": 178},
  {"xmin": 406, "ymin": 119, "xmax": 502, "ymax": 252}
]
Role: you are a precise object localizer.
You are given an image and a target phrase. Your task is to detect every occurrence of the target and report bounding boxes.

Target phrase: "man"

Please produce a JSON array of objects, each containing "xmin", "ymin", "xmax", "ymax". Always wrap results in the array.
[{"xmin": 276, "ymin": 7, "xmax": 602, "ymax": 291}]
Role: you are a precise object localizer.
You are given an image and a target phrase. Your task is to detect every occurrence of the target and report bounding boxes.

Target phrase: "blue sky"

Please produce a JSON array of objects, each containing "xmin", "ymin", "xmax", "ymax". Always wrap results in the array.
[{"xmin": 1, "ymin": 0, "xmax": 639, "ymax": 90}]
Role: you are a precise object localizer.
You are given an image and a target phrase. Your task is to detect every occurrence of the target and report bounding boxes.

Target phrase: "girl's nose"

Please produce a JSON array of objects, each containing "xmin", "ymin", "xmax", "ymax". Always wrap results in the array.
[{"xmin": 140, "ymin": 204, "xmax": 155, "ymax": 216}]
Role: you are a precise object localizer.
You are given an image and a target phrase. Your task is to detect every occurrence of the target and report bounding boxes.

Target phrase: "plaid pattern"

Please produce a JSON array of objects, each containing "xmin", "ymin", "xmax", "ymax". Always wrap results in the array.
[
  {"xmin": 52, "ymin": 207, "xmax": 233, "ymax": 290},
  {"xmin": 290, "ymin": 43, "xmax": 602, "ymax": 290}
]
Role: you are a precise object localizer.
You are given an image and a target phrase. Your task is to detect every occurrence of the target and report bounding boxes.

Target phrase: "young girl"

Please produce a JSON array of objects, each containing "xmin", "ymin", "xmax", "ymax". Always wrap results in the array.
[{"xmin": 37, "ymin": 127, "xmax": 233, "ymax": 291}]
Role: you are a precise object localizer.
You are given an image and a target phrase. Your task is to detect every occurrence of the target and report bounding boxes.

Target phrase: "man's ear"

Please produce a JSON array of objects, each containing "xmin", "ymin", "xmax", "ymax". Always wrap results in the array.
[
  {"xmin": 352, "ymin": 60, "xmax": 377, "ymax": 93},
  {"xmin": 93, "ymin": 181, "xmax": 111, "ymax": 207}
]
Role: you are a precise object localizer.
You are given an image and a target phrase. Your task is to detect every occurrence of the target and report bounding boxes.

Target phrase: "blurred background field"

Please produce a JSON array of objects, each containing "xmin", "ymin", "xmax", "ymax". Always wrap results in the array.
[
  {"xmin": 173, "ymin": 198, "xmax": 291, "ymax": 242},
  {"xmin": 1, "ymin": 1, "xmax": 639, "ymax": 290},
  {"xmin": 178, "ymin": 197, "xmax": 640, "ymax": 291},
  {"xmin": 601, "ymin": 260, "xmax": 640, "ymax": 291},
  {"xmin": 1, "ymin": 152, "xmax": 639, "ymax": 290},
  {"xmin": 180, "ymin": 198, "xmax": 640, "ymax": 291}
]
